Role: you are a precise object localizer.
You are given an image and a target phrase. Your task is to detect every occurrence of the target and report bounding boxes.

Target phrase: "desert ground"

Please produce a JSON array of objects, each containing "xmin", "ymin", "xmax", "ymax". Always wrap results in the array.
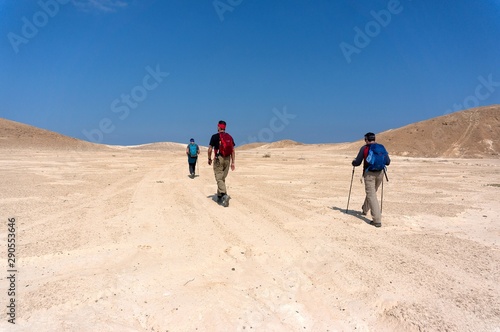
[{"xmin": 0, "ymin": 140, "xmax": 499, "ymax": 331}]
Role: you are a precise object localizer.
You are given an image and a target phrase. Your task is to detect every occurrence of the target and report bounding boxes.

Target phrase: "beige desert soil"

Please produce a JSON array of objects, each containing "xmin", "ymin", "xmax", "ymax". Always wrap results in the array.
[{"xmin": 0, "ymin": 106, "xmax": 499, "ymax": 331}]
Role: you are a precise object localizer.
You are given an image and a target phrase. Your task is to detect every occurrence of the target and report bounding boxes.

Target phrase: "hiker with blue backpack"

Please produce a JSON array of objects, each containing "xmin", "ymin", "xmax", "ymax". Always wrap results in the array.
[
  {"xmin": 186, "ymin": 138, "xmax": 200, "ymax": 178},
  {"xmin": 351, "ymin": 132, "xmax": 390, "ymax": 227}
]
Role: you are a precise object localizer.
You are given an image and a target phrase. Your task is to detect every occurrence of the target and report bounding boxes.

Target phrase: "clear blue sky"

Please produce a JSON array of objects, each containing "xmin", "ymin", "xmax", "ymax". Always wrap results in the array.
[{"xmin": 1, "ymin": 0, "xmax": 499, "ymax": 146}]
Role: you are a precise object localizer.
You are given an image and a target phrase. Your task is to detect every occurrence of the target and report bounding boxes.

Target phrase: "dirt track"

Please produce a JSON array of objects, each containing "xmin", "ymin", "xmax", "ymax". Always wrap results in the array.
[{"xmin": 0, "ymin": 145, "xmax": 499, "ymax": 331}]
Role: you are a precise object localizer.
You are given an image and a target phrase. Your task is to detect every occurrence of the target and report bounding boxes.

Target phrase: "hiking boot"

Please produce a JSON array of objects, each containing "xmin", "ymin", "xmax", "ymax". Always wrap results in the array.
[
  {"xmin": 370, "ymin": 222, "xmax": 382, "ymax": 228},
  {"xmin": 221, "ymin": 194, "xmax": 231, "ymax": 207}
]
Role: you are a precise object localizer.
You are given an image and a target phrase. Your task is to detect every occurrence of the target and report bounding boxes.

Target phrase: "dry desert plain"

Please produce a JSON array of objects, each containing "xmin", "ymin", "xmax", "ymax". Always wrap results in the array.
[{"xmin": 0, "ymin": 140, "xmax": 499, "ymax": 331}]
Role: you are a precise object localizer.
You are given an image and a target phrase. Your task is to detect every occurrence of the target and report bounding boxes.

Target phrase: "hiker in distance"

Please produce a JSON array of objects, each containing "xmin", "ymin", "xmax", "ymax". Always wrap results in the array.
[
  {"xmin": 352, "ymin": 132, "xmax": 390, "ymax": 228},
  {"xmin": 186, "ymin": 138, "xmax": 199, "ymax": 178},
  {"xmin": 207, "ymin": 120, "xmax": 235, "ymax": 207}
]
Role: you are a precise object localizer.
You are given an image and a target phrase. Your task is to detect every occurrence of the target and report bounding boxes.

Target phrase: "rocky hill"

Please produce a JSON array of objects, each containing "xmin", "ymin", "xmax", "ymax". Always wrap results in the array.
[
  {"xmin": 378, "ymin": 105, "xmax": 500, "ymax": 158},
  {"xmin": 0, "ymin": 118, "xmax": 106, "ymax": 151}
]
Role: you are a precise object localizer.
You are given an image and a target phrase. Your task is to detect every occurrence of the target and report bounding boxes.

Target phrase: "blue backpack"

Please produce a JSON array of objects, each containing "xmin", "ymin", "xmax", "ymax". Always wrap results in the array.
[
  {"xmin": 189, "ymin": 144, "xmax": 198, "ymax": 158},
  {"xmin": 365, "ymin": 143, "xmax": 388, "ymax": 171}
]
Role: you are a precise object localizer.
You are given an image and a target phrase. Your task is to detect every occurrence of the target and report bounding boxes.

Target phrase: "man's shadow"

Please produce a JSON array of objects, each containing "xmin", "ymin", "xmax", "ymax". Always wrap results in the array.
[
  {"xmin": 207, "ymin": 194, "xmax": 221, "ymax": 204},
  {"xmin": 331, "ymin": 206, "xmax": 372, "ymax": 225}
]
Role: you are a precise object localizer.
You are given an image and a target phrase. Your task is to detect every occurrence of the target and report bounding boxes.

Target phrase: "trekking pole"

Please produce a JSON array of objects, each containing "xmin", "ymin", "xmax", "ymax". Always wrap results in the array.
[
  {"xmin": 197, "ymin": 159, "xmax": 199, "ymax": 177},
  {"xmin": 381, "ymin": 167, "xmax": 388, "ymax": 212},
  {"xmin": 381, "ymin": 176, "xmax": 384, "ymax": 214},
  {"xmin": 346, "ymin": 166, "xmax": 355, "ymax": 213}
]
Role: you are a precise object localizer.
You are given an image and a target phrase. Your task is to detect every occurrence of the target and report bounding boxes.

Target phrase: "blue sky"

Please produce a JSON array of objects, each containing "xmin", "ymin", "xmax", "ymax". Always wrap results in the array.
[{"xmin": 1, "ymin": 0, "xmax": 499, "ymax": 146}]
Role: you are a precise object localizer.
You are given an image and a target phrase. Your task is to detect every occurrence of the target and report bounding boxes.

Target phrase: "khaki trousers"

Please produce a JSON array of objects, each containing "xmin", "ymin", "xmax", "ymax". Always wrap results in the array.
[
  {"xmin": 362, "ymin": 170, "xmax": 383, "ymax": 223},
  {"xmin": 213, "ymin": 155, "xmax": 231, "ymax": 195}
]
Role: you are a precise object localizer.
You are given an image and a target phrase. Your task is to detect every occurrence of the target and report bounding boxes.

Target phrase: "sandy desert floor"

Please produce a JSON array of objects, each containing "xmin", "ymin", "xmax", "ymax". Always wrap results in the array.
[{"xmin": 0, "ymin": 144, "xmax": 499, "ymax": 331}]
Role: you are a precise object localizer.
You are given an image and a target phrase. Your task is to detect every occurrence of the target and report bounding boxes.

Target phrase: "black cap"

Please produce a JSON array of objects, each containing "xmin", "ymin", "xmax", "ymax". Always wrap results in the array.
[{"xmin": 364, "ymin": 132, "xmax": 376, "ymax": 142}]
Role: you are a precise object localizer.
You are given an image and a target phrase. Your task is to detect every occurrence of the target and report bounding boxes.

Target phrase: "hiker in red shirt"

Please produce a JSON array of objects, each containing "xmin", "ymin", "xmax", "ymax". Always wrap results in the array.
[
  {"xmin": 207, "ymin": 120, "xmax": 235, "ymax": 207},
  {"xmin": 352, "ymin": 132, "xmax": 391, "ymax": 227}
]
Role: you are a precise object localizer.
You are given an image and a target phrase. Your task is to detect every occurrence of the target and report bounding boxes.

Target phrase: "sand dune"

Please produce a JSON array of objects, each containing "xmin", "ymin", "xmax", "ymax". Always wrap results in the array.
[{"xmin": 0, "ymin": 108, "xmax": 499, "ymax": 331}]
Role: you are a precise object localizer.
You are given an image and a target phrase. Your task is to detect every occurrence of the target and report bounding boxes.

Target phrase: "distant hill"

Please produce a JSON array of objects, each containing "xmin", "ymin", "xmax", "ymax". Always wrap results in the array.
[
  {"xmin": 127, "ymin": 142, "xmax": 187, "ymax": 151},
  {"xmin": 0, "ymin": 118, "xmax": 107, "ymax": 151},
  {"xmin": 237, "ymin": 106, "xmax": 499, "ymax": 158},
  {"xmin": 377, "ymin": 105, "xmax": 500, "ymax": 158},
  {"xmin": 264, "ymin": 140, "xmax": 303, "ymax": 148},
  {"xmin": 236, "ymin": 142, "xmax": 268, "ymax": 150},
  {"xmin": 238, "ymin": 140, "xmax": 303, "ymax": 150}
]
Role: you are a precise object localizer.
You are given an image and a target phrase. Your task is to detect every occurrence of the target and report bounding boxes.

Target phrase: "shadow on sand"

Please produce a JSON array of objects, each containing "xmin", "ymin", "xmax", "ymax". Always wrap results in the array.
[
  {"xmin": 206, "ymin": 194, "xmax": 221, "ymax": 205},
  {"xmin": 331, "ymin": 206, "xmax": 375, "ymax": 226}
]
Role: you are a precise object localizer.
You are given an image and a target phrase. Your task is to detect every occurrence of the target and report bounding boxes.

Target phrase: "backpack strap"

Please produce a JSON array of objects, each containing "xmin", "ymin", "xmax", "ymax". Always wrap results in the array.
[
  {"xmin": 213, "ymin": 133, "xmax": 224, "ymax": 157},
  {"xmin": 362, "ymin": 145, "xmax": 370, "ymax": 172},
  {"xmin": 215, "ymin": 133, "xmax": 222, "ymax": 157},
  {"xmin": 363, "ymin": 145, "xmax": 369, "ymax": 159}
]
